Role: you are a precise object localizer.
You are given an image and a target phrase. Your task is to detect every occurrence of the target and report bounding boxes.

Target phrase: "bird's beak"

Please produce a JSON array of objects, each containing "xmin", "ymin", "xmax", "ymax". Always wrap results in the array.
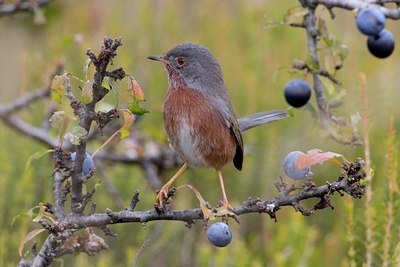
[{"xmin": 147, "ymin": 55, "xmax": 169, "ymax": 64}]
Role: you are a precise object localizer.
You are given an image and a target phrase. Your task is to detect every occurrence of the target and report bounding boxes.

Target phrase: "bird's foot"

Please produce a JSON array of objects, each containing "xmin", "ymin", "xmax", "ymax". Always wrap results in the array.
[
  {"xmin": 154, "ymin": 186, "xmax": 176, "ymax": 212},
  {"xmin": 178, "ymin": 184, "xmax": 213, "ymax": 220},
  {"xmin": 213, "ymin": 200, "xmax": 236, "ymax": 219}
]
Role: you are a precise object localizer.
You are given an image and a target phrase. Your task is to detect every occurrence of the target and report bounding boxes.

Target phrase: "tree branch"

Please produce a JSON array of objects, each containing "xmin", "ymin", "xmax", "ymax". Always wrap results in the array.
[
  {"xmin": 58, "ymin": 158, "xmax": 365, "ymax": 228},
  {"xmin": 313, "ymin": 0, "xmax": 400, "ymax": 19},
  {"xmin": 0, "ymin": 0, "xmax": 50, "ymax": 17}
]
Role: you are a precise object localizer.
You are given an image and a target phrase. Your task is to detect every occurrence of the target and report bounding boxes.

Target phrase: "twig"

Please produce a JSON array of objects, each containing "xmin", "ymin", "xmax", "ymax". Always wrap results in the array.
[
  {"xmin": 303, "ymin": 5, "xmax": 330, "ymax": 128},
  {"xmin": 133, "ymin": 238, "xmax": 150, "ymax": 267},
  {"xmin": 0, "ymin": 0, "xmax": 50, "ymax": 16},
  {"xmin": 91, "ymin": 130, "xmax": 120, "ymax": 158},
  {"xmin": 128, "ymin": 191, "xmax": 141, "ymax": 212},
  {"xmin": 312, "ymin": 0, "xmax": 400, "ymax": 19},
  {"xmin": 2, "ymin": 115, "xmax": 59, "ymax": 148},
  {"xmin": 0, "ymin": 87, "xmax": 49, "ymax": 116}
]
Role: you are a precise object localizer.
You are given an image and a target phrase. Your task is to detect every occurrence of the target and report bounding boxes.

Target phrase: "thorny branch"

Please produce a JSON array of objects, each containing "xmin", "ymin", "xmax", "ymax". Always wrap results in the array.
[
  {"xmin": 4, "ymin": 0, "xmax": 386, "ymax": 261},
  {"xmin": 18, "ymin": 157, "xmax": 366, "ymax": 266}
]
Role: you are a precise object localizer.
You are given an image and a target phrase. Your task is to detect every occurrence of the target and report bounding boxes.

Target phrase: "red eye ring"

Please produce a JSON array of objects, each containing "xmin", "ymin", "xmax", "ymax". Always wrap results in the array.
[{"xmin": 175, "ymin": 57, "xmax": 187, "ymax": 67}]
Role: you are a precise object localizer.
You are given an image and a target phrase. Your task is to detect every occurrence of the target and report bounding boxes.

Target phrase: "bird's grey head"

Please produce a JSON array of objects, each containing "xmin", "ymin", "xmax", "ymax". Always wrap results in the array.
[{"xmin": 148, "ymin": 43, "xmax": 225, "ymax": 94}]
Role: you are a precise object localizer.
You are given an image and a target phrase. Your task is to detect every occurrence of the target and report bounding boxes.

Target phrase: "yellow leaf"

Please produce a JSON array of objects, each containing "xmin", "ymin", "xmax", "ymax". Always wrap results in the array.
[
  {"xmin": 119, "ymin": 109, "xmax": 135, "ymax": 140},
  {"xmin": 19, "ymin": 229, "xmax": 46, "ymax": 256},
  {"xmin": 50, "ymin": 75, "xmax": 65, "ymax": 104}
]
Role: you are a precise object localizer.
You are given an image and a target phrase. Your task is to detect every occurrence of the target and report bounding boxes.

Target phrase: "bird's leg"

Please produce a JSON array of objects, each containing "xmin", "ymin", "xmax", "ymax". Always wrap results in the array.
[
  {"xmin": 156, "ymin": 163, "xmax": 189, "ymax": 207},
  {"xmin": 214, "ymin": 170, "xmax": 236, "ymax": 217}
]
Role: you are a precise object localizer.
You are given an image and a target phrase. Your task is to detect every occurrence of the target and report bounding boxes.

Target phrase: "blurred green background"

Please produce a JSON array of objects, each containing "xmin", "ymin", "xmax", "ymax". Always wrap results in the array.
[{"xmin": 0, "ymin": 0, "xmax": 399, "ymax": 266}]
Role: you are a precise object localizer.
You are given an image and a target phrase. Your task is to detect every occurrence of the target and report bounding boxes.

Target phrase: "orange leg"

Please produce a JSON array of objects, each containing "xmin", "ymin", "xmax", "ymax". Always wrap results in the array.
[
  {"xmin": 217, "ymin": 170, "xmax": 234, "ymax": 212},
  {"xmin": 156, "ymin": 163, "xmax": 189, "ymax": 206}
]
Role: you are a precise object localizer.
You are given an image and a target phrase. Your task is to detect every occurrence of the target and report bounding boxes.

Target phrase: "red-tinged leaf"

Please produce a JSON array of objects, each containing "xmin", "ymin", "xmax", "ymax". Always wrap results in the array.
[
  {"xmin": 50, "ymin": 75, "xmax": 66, "ymax": 104},
  {"xmin": 81, "ymin": 80, "xmax": 94, "ymax": 104},
  {"xmin": 128, "ymin": 76, "xmax": 144, "ymax": 102},
  {"xmin": 19, "ymin": 229, "xmax": 46, "ymax": 256},
  {"xmin": 296, "ymin": 149, "xmax": 345, "ymax": 169},
  {"xmin": 119, "ymin": 109, "xmax": 135, "ymax": 140},
  {"xmin": 126, "ymin": 75, "xmax": 150, "ymax": 115}
]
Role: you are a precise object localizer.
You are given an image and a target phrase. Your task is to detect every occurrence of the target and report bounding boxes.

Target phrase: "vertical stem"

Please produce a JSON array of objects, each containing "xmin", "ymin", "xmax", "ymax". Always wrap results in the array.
[
  {"xmin": 53, "ymin": 172, "xmax": 65, "ymax": 220},
  {"xmin": 31, "ymin": 235, "xmax": 57, "ymax": 267},
  {"xmin": 360, "ymin": 73, "xmax": 374, "ymax": 267},
  {"xmin": 303, "ymin": 5, "xmax": 330, "ymax": 127},
  {"xmin": 383, "ymin": 114, "xmax": 395, "ymax": 267}
]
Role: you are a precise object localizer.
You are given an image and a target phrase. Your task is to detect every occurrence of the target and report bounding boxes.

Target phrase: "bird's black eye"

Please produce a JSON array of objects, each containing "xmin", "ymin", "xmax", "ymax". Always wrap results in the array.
[{"xmin": 175, "ymin": 57, "xmax": 187, "ymax": 67}]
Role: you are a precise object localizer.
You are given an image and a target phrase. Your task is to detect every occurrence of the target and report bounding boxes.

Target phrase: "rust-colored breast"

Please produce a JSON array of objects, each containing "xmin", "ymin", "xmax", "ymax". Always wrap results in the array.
[{"xmin": 163, "ymin": 87, "xmax": 237, "ymax": 170}]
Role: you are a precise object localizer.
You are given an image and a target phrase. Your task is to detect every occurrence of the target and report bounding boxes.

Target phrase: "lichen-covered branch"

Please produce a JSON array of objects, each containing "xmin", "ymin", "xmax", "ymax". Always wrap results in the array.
[{"xmin": 60, "ymin": 159, "xmax": 365, "ymax": 228}]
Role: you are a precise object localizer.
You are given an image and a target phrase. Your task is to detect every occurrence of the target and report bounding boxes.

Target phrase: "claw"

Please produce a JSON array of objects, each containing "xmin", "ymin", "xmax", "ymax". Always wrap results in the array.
[
  {"xmin": 155, "ymin": 187, "xmax": 176, "ymax": 211},
  {"xmin": 154, "ymin": 163, "xmax": 189, "ymax": 212}
]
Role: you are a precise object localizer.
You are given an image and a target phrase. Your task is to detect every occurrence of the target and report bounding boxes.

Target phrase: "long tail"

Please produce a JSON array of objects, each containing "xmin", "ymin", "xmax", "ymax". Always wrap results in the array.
[{"xmin": 238, "ymin": 110, "xmax": 288, "ymax": 133}]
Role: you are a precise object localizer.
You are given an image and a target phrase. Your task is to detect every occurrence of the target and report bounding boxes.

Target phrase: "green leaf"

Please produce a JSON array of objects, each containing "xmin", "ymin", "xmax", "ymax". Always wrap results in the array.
[
  {"xmin": 102, "ymin": 76, "xmax": 119, "ymax": 93},
  {"xmin": 320, "ymin": 76, "xmax": 336, "ymax": 96},
  {"xmin": 64, "ymin": 126, "xmax": 88, "ymax": 145},
  {"xmin": 286, "ymin": 106, "xmax": 295, "ymax": 117},
  {"xmin": 263, "ymin": 14, "xmax": 281, "ymax": 28},
  {"xmin": 304, "ymin": 103, "xmax": 318, "ymax": 121},
  {"xmin": 32, "ymin": 202, "xmax": 55, "ymax": 224},
  {"xmin": 306, "ymin": 54, "xmax": 319, "ymax": 71},
  {"xmin": 13, "ymin": 205, "xmax": 40, "ymax": 225},
  {"xmin": 11, "ymin": 214, "xmax": 29, "ymax": 226},
  {"xmin": 81, "ymin": 80, "xmax": 94, "ymax": 104},
  {"xmin": 94, "ymin": 179, "xmax": 102, "ymax": 190},
  {"xmin": 49, "ymin": 111, "xmax": 76, "ymax": 143},
  {"xmin": 128, "ymin": 102, "xmax": 150, "ymax": 116},
  {"xmin": 283, "ymin": 6, "xmax": 308, "ymax": 25},
  {"xmin": 25, "ymin": 150, "xmax": 53, "ymax": 169},
  {"xmin": 101, "ymin": 80, "xmax": 111, "ymax": 91},
  {"xmin": 50, "ymin": 75, "xmax": 66, "ymax": 104},
  {"xmin": 335, "ymin": 41, "xmax": 348, "ymax": 61}
]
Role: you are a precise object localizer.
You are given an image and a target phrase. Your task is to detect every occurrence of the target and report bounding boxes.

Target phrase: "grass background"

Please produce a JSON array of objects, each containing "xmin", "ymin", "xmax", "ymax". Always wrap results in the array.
[{"xmin": 0, "ymin": 1, "xmax": 399, "ymax": 266}]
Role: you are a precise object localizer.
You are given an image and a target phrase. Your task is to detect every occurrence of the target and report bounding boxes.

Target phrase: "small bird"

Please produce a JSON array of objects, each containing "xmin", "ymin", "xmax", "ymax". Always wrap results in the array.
[{"xmin": 148, "ymin": 43, "xmax": 287, "ymax": 216}]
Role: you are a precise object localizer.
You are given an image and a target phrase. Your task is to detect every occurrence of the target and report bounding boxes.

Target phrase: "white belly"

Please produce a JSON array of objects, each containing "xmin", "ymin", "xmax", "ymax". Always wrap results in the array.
[{"xmin": 174, "ymin": 120, "xmax": 206, "ymax": 167}]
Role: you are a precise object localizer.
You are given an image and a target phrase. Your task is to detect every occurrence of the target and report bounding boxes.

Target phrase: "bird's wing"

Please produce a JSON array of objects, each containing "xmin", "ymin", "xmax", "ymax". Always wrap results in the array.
[
  {"xmin": 228, "ymin": 116, "xmax": 244, "ymax": 171},
  {"xmin": 208, "ymin": 94, "xmax": 244, "ymax": 171}
]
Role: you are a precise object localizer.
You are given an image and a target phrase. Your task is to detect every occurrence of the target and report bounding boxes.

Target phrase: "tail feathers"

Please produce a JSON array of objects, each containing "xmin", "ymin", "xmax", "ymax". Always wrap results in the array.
[{"xmin": 238, "ymin": 110, "xmax": 288, "ymax": 132}]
